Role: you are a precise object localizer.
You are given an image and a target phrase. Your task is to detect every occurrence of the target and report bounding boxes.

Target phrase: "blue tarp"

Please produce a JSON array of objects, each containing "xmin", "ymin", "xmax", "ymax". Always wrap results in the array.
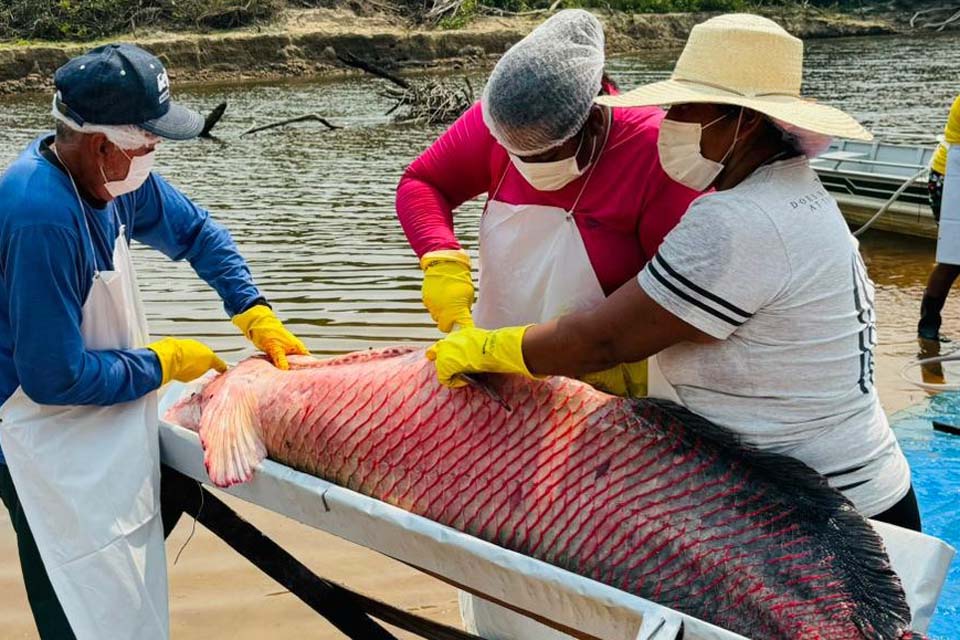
[{"xmin": 891, "ymin": 392, "xmax": 960, "ymax": 638}]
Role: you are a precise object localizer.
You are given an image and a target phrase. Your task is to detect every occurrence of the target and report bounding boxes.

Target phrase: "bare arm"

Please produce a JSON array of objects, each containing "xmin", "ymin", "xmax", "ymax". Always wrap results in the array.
[{"xmin": 522, "ymin": 277, "xmax": 714, "ymax": 377}]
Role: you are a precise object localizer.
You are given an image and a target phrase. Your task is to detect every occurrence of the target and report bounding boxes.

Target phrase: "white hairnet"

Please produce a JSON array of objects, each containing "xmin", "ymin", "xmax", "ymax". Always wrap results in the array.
[
  {"xmin": 772, "ymin": 117, "xmax": 833, "ymax": 158},
  {"xmin": 51, "ymin": 92, "xmax": 160, "ymax": 150},
  {"xmin": 482, "ymin": 9, "xmax": 605, "ymax": 156}
]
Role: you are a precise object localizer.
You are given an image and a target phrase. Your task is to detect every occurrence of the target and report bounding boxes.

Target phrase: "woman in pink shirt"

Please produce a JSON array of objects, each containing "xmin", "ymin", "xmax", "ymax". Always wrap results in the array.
[
  {"xmin": 397, "ymin": 12, "xmax": 700, "ymax": 636},
  {"xmin": 396, "ymin": 10, "xmax": 700, "ymax": 402}
]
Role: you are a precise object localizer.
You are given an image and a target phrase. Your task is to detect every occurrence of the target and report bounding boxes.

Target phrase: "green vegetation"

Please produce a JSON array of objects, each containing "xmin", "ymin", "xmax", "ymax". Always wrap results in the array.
[
  {"xmin": 0, "ymin": 0, "xmax": 283, "ymax": 41},
  {"xmin": 462, "ymin": 0, "xmax": 895, "ymax": 15},
  {"xmin": 574, "ymin": 0, "xmax": 747, "ymax": 11},
  {"xmin": 0, "ymin": 0, "xmax": 912, "ymax": 42},
  {"xmin": 438, "ymin": 0, "xmax": 480, "ymax": 29},
  {"xmin": 579, "ymin": 0, "xmax": 919, "ymax": 9},
  {"xmin": 436, "ymin": 0, "xmax": 894, "ymax": 30}
]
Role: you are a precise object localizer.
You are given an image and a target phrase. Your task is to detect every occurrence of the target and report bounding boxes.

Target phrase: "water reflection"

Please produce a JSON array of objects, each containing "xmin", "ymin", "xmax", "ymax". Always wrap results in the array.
[
  {"xmin": 0, "ymin": 32, "xmax": 959, "ymax": 399},
  {"xmin": 917, "ymin": 337, "xmax": 947, "ymax": 385}
]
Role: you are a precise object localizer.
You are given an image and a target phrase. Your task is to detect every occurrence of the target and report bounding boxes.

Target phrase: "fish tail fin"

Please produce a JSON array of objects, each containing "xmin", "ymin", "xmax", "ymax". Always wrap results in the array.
[{"xmin": 198, "ymin": 374, "xmax": 265, "ymax": 488}]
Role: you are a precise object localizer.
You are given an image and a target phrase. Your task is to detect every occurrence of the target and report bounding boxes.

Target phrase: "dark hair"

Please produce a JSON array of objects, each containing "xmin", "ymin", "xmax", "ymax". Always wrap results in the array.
[{"xmin": 599, "ymin": 71, "xmax": 619, "ymax": 96}]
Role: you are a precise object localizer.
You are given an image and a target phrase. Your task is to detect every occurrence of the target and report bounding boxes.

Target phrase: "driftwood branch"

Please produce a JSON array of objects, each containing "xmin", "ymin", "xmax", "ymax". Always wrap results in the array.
[
  {"xmin": 478, "ymin": 0, "xmax": 563, "ymax": 18},
  {"xmin": 910, "ymin": 7, "xmax": 944, "ymax": 28},
  {"xmin": 930, "ymin": 9, "xmax": 960, "ymax": 31},
  {"xmin": 426, "ymin": 0, "xmax": 561, "ymax": 24},
  {"xmin": 911, "ymin": 5, "xmax": 960, "ymax": 31},
  {"xmin": 240, "ymin": 114, "xmax": 342, "ymax": 137},
  {"xmin": 335, "ymin": 50, "xmax": 472, "ymax": 125},
  {"xmin": 336, "ymin": 51, "xmax": 410, "ymax": 90},
  {"xmin": 378, "ymin": 77, "xmax": 474, "ymax": 125},
  {"xmin": 199, "ymin": 101, "xmax": 228, "ymax": 139},
  {"xmin": 425, "ymin": 0, "xmax": 464, "ymax": 21}
]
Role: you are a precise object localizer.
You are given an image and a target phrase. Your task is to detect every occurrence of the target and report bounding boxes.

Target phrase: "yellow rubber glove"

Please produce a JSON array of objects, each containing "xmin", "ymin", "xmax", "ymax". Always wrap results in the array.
[
  {"xmin": 147, "ymin": 337, "xmax": 228, "ymax": 386},
  {"xmin": 420, "ymin": 249, "xmax": 475, "ymax": 333},
  {"xmin": 426, "ymin": 325, "xmax": 535, "ymax": 388},
  {"xmin": 232, "ymin": 305, "xmax": 309, "ymax": 371},
  {"xmin": 580, "ymin": 360, "xmax": 648, "ymax": 398}
]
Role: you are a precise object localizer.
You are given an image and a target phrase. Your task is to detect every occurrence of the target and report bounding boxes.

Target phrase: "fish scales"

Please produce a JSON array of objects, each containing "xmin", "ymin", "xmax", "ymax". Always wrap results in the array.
[{"xmin": 166, "ymin": 347, "xmax": 920, "ymax": 640}]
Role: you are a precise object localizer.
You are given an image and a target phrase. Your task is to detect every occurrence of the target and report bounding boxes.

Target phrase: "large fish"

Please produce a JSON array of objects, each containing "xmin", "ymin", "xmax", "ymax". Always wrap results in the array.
[{"xmin": 165, "ymin": 347, "xmax": 920, "ymax": 640}]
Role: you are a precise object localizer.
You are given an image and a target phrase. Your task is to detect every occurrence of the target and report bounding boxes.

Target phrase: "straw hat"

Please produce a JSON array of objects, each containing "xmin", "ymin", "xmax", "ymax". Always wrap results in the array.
[{"xmin": 598, "ymin": 13, "xmax": 872, "ymax": 141}]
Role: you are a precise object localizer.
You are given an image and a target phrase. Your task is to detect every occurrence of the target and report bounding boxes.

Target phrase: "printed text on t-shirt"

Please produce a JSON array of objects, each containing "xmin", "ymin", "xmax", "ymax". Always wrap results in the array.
[{"xmin": 789, "ymin": 187, "xmax": 831, "ymax": 213}]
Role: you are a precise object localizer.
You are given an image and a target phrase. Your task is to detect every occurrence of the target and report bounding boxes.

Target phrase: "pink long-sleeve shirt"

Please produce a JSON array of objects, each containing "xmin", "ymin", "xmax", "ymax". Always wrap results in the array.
[{"xmin": 396, "ymin": 102, "xmax": 701, "ymax": 295}]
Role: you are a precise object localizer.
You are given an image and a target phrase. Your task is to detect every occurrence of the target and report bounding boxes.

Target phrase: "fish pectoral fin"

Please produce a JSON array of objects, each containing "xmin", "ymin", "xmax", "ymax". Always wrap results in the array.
[{"xmin": 198, "ymin": 382, "xmax": 265, "ymax": 488}]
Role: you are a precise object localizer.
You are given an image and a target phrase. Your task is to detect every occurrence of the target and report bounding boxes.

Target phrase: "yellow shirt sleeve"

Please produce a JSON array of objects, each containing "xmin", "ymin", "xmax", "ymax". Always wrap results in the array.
[
  {"xmin": 932, "ymin": 94, "xmax": 960, "ymax": 174},
  {"xmin": 945, "ymin": 94, "xmax": 960, "ymax": 144}
]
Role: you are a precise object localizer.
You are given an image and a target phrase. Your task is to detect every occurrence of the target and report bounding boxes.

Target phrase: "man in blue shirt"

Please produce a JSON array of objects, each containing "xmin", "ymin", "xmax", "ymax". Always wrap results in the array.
[{"xmin": 0, "ymin": 44, "xmax": 307, "ymax": 639}]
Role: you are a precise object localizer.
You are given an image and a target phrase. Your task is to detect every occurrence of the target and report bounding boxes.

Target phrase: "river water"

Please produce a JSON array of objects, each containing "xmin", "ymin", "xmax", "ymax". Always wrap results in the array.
[
  {"xmin": 0, "ymin": 30, "xmax": 959, "ymax": 637},
  {"xmin": 2, "ymin": 32, "xmax": 958, "ymax": 411}
]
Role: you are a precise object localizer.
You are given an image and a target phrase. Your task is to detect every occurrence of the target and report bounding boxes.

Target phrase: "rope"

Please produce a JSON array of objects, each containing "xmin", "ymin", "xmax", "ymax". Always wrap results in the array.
[
  {"xmin": 173, "ymin": 483, "xmax": 203, "ymax": 565},
  {"xmin": 853, "ymin": 166, "xmax": 929, "ymax": 238},
  {"xmin": 899, "ymin": 352, "xmax": 960, "ymax": 392}
]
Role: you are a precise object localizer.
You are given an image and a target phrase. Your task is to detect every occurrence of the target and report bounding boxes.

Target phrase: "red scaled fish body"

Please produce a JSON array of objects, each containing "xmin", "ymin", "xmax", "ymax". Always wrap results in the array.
[{"xmin": 166, "ymin": 347, "xmax": 918, "ymax": 640}]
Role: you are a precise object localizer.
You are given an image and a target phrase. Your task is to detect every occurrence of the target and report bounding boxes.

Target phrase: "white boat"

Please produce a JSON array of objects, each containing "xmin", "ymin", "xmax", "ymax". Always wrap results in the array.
[{"xmin": 810, "ymin": 139, "xmax": 937, "ymax": 239}]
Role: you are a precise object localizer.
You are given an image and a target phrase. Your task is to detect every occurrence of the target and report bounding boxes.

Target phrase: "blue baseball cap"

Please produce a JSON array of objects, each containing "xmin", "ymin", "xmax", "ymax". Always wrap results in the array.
[{"xmin": 54, "ymin": 43, "xmax": 203, "ymax": 141}]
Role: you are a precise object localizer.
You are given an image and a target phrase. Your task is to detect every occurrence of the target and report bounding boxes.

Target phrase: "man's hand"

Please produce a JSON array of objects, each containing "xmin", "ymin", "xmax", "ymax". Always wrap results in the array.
[
  {"xmin": 232, "ymin": 305, "xmax": 309, "ymax": 370},
  {"xmin": 147, "ymin": 337, "xmax": 227, "ymax": 385}
]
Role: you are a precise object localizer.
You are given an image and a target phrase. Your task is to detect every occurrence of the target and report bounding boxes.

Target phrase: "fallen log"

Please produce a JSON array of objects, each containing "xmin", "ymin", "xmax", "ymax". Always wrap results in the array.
[
  {"xmin": 929, "ymin": 8, "xmax": 960, "ymax": 31},
  {"xmin": 337, "ymin": 51, "xmax": 411, "ymax": 90},
  {"xmin": 911, "ymin": 5, "xmax": 960, "ymax": 31},
  {"xmin": 240, "ymin": 114, "xmax": 342, "ymax": 137}
]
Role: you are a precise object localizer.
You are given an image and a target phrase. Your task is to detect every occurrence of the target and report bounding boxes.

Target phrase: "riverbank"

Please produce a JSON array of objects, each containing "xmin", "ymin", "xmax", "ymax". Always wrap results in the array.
[
  {"xmin": 1, "ymin": 29, "xmax": 958, "ymax": 640},
  {"xmin": 0, "ymin": 5, "xmax": 901, "ymax": 96}
]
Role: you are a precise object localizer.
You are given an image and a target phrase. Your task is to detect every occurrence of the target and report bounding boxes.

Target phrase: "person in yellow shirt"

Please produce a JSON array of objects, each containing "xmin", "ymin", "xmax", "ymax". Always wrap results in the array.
[{"xmin": 919, "ymin": 94, "xmax": 960, "ymax": 341}]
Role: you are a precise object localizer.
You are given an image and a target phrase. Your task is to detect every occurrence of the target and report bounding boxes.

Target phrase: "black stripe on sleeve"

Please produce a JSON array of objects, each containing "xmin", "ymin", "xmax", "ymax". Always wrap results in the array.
[
  {"xmin": 823, "ymin": 463, "xmax": 868, "ymax": 479},
  {"xmin": 647, "ymin": 261, "xmax": 746, "ymax": 328},
  {"xmin": 833, "ymin": 478, "xmax": 870, "ymax": 492},
  {"xmin": 655, "ymin": 254, "xmax": 753, "ymax": 321}
]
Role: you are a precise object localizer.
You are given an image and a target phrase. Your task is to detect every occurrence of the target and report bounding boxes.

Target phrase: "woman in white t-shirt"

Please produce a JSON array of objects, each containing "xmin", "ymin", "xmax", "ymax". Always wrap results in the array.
[{"xmin": 427, "ymin": 13, "xmax": 920, "ymax": 530}]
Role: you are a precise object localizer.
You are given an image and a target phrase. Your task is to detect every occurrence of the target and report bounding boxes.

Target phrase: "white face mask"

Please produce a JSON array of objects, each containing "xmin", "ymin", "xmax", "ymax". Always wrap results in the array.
[
  {"xmin": 657, "ymin": 109, "xmax": 743, "ymax": 191},
  {"xmin": 101, "ymin": 148, "xmax": 155, "ymax": 198},
  {"xmin": 510, "ymin": 130, "xmax": 592, "ymax": 192}
]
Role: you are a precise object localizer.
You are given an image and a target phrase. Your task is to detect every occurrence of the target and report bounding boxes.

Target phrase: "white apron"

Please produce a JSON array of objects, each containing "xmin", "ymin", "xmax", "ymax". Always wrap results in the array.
[
  {"xmin": 936, "ymin": 143, "xmax": 960, "ymax": 265},
  {"xmin": 466, "ymin": 126, "xmax": 626, "ymax": 639},
  {"xmin": 0, "ymin": 215, "xmax": 168, "ymax": 640},
  {"xmin": 473, "ymin": 114, "xmax": 612, "ymax": 331}
]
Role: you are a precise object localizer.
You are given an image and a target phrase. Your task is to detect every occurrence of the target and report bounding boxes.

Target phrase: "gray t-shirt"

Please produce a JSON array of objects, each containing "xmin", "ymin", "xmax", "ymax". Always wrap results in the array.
[{"xmin": 638, "ymin": 157, "xmax": 910, "ymax": 516}]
